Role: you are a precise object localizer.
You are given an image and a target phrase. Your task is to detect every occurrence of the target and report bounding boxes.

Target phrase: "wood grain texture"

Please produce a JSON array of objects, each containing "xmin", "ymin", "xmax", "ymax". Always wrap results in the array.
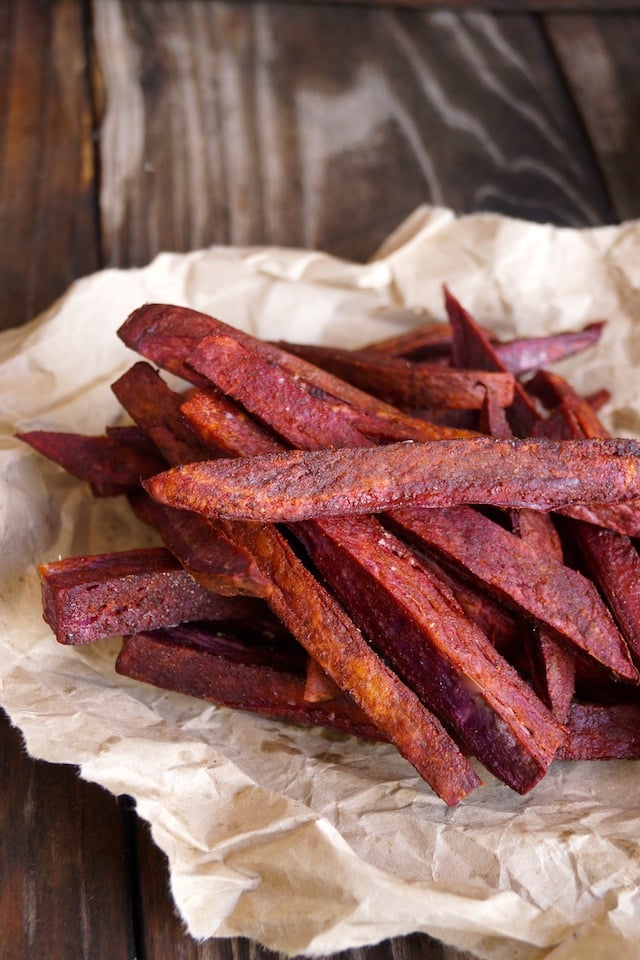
[
  {"xmin": 545, "ymin": 13, "xmax": 640, "ymax": 221},
  {"xmin": 0, "ymin": 712, "xmax": 135, "ymax": 960},
  {"xmin": 94, "ymin": 0, "xmax": 612, "ymax": 266},
  {"xmin": 0, "ymin": 0, "xmax": 98, "ymax": 330},
  {"xmin": 0, "ymin": 2, "xmax": 135, "ymax": 958}
]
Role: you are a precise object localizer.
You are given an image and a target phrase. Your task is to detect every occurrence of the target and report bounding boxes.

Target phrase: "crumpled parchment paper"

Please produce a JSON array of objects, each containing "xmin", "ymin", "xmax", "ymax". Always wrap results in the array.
[{"xmin": 2, "ymin": 206, "xmax": 640, "ymax": 959}]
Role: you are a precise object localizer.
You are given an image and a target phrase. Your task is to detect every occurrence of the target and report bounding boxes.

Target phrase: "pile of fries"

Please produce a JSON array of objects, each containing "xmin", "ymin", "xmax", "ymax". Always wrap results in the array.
[{"xmin": 19, "ymin": 289, "xmax": 640, "ymax": 805}]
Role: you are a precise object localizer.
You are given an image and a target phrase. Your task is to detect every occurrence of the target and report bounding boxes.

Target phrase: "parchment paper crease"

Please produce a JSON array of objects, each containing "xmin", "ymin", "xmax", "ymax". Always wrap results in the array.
[{"xmin": 2, "ymin": 206, "xmax": 640, "ymax": 959}]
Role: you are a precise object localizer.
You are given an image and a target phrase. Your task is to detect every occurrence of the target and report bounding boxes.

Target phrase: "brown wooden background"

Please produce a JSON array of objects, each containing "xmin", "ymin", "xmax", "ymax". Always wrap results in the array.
[{"xmin": 2, "ymin": 1, "xmax": 640, "ymax": 958}]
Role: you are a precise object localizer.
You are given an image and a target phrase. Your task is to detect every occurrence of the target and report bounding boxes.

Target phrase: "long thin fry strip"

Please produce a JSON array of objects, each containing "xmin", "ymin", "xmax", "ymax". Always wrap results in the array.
[
  {"xmin": 571, "ymin": 521, "xmax": 640, "ymax": 665},
  {"xmin": 360, "ymin": 319, "xmax": 605, "ymax": 374},
  {"xmin": 116, "ymin": 627, "xmax": 385, "ymax": 741},
  {"xmin": 117, "ymin": 303, "xmax": 471, "ymax": 441},
  {"xmin": 319, "ymin": 397, "xmax": 473, "ymax": 442},
  {"xmin": 40, "ymin": 547, "xmax": 263, "ymax": 645},
  {"xmin": 511, "ymin": 523, "xmax": 573, "ymax": 719},
  {"xmin": 491, "ymin": 322, "xmax": 605, "ymax": 375},
  {"xmin": 524, "ymin": 634, "xmax": 576, "ymax": 724},
  {"xmin": 17, "ymin": 431, "xmax": 165, "ymax": 496},
  {"xmin": 178, "ymin": 345, "xmax": 570, "ymax": 790},
  {"xmin": 479, "ymin": 389, "xmax": 512, "ymax": 439},
  {"xmin": 178, "ymin": 377, "xmax": 388, "ymax": 474},
  {"xmin": 445, "ymin": 286, "xmax": 541, "ymax": 434},
  {"xmin": 146, "ymin": 435, "xmax": 640, "ymax": 522},
  {"xmin": 267, "ymin": 342, "xmax": 516, "ymax": 410},
  {"xmin": 179, "ymin": 329, "xmax": 639, "ymax": 684},
  {"xmin": 561, "ymin": 500, "xmax": 640, "ymax": 538},
  {"xmin": 508, "ymin": 508, "xmax": 576, "ymax": 721},
  {"xmin": 219, "ymin": 519, "xmax": 481, "ymax": 805},
  {"xmin": 182, "ymin": 388, "xmax": 282, "ymax": 457}
]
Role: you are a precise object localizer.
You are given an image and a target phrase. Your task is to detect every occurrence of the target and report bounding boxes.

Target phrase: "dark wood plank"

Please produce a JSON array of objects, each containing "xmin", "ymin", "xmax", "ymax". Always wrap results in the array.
[
  {"xmin": 0, "ymin": 711, "xmax": 135, "ymax": 960},
  {"xmin": 545, "ymin": 13, "xmax": 640, "ymax": 221},
  {"xmin": 0, "ymin": 2, "xmax": 136, "ymax": 958},
  {"xmin": 0, "ymin": 0, "xmax": 98, "ymax": 331},
  {"xmin": 0, "ymin": 0, "xmax": 97, "ymax": 326},
  {"xmin": 94, "ymin": 0, "xmax": 612, "ymax": 267}
]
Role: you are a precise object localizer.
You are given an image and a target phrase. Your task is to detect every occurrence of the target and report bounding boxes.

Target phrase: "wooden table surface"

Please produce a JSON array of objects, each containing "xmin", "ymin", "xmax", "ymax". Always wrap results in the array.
[{"xmin": 2, "ymin": 2, "xmax": 640, "ymax": 958}]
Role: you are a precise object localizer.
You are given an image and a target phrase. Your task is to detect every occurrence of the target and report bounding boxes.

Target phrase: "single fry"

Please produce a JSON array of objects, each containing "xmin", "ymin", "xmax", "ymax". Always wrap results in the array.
[
  {"xmin": 492, "ymin": 322, "xmax": 605, "ymax": 375},
  {"xmin": 509, "ymin": 508, "xmax": 576, "ymax": 721},
  {"xmin": 268, "ymin": 342, "xmax": 516, "ymax": 410},
  {"xmin": 145, "ymin": 436, "xmax": 640, "ymax": 522},
  {"xmin": 40, "ymin": 547, "xmax": 263, "ymax": 644},
  {"xmin": 358, "ymin": 317, "xmax": 605, "ymax": 374}
]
